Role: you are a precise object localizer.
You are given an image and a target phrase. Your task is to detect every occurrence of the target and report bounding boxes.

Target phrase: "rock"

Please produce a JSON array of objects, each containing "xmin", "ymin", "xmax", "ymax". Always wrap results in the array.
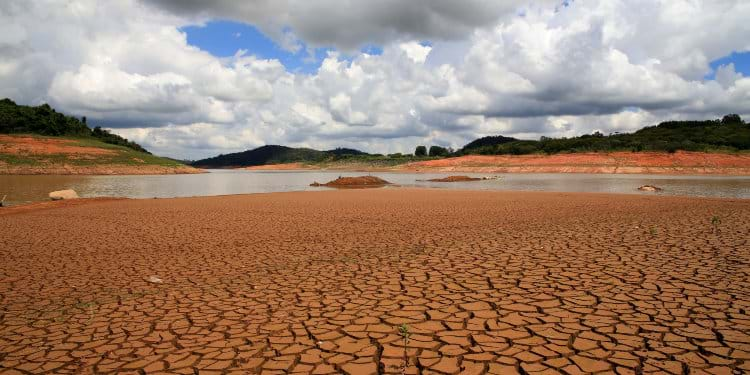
[
  {"xmin": 49, "ymin": 189, "xmax": 79, "ymax": 200},
  {"xmin": 638, "ymin": 185, "xmax": 663, "ymax": 192},
  {"xmin": 310, "ymin": 176, "xmax": 391, "ymax": 188},
  {"xmin": 145, "ymin": 275, "xmax": 163, "ymax": 284}
]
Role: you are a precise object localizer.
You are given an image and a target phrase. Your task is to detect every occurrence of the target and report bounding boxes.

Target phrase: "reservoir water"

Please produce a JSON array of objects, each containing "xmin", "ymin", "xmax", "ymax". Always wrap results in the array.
[{"xmin": 1, "ymin": 170, "xmax": 749, "ymax": 206}]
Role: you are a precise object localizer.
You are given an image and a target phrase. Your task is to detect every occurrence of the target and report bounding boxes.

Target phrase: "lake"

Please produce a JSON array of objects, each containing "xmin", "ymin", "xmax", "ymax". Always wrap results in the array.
[{"xmin": 1, "ymin": 170, "xmax": 749, "ymax": 206}]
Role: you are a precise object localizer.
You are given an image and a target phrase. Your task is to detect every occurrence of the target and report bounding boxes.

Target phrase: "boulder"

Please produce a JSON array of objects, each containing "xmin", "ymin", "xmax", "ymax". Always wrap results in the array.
[
  {"xmin": 638, "ymin": 185, "xmax": 662, "ymax": 192},
  {"xmin": 49, "ymin": 189, "xmax": 79, "ymax": 200},
  {"xmin": 145, "ymin": 275, "xmax": 163, "ymax": 284}
]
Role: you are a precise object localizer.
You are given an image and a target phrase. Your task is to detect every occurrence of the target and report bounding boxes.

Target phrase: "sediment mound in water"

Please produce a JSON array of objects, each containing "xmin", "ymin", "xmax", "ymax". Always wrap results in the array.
[
  {"xmin": 310, "ymin": 176, "xmax": 392, "ymax": 188},
  {"xmin": 426, "ymin": 175, "xmax": 484, "ymax": 182}
]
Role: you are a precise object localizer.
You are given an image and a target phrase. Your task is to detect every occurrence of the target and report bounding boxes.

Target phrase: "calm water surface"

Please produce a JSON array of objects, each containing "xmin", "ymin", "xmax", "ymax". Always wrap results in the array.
[{"xmin": 1, "ymin": 170, "xmax": 749, "ymax": 205}]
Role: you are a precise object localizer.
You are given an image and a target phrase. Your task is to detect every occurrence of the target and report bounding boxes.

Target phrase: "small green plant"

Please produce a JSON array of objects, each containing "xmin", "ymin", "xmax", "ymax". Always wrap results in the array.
[
  {"xmin": 74, "ymin": 301, "xmax": 98, "ymax": 323},
  {"xmin": 711, "ymin": 216, "xmax": 721, "ymax": 234},
  {"xmin": 398, "ymin": 324, "xmax": 411, "ymax": 373},
  {"xmin": 411, "ymin": 244, "xmax": 426, "ymax": 255},
  {"xmin": 53, "ymin": 308, "xmax": 70, "ymax": 323},
  {"xmin": 649, "ymin": 227, "xmax": 657, "ymax": 236},
  {"xmin": 74, "ymin": 301, "xmax": 96, "ymax": 309}
]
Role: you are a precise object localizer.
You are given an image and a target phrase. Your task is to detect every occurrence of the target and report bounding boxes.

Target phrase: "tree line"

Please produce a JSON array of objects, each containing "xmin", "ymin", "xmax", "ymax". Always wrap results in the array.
[{"xmin": 411, "ymin": 114, "xmax": 749, "ymax": 157}]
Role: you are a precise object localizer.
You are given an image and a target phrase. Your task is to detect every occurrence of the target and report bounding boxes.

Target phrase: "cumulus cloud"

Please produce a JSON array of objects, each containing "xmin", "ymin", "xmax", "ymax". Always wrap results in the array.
[
  {"xmin": 139, "ymin": 0, "xmax": 559, "ymax": 52},
  {"xmin": 0, "ymin": 0, "xmax": 749, "ymax": 159},
  {"xmin": 715, "ymin": 64, "xmax": 743, "ymax": 88}
]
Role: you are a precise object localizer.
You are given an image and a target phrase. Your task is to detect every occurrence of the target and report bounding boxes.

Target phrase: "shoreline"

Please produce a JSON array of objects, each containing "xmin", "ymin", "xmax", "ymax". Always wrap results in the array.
[
  {"xmin": 242, "ymin": 165, "xmax": 750, "ymax": 177},
  {"xmin": 0, "ymin": 164, "xmax": 204, "ymax": 175},
  {"xmin": 4, "ymin": 150, "xmax": 750, "ymax": 176},
  {"xmin": 240, "ymin": 150, "xmax": 750, "ymax": 176},
  {"xmin": 2, "ymin": 187, "xmax": 748, "ymax": 214}
]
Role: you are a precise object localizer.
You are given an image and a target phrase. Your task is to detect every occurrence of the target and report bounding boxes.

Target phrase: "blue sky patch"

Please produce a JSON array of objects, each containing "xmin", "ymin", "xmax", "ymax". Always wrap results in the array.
[
  {"xmin": 182, "ymin": 20, "xmax": 321, "ymax": 73},
  {"xmin": 706, "ymin": 51, "xmax": 750, "ymax": 80},
  {"xmin": 182, "ymin": 20, "xmax": 385, "ymax": 73},
  {"xmin": 360, "ymin": 45, "xmax": 383, "ymax": 56}
]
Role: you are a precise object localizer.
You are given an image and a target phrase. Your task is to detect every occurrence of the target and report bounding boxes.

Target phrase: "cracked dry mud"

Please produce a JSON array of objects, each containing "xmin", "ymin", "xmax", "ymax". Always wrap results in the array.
[{"xmin": 1, "ymin": 189, "xmax": 749, "ymax": 374}]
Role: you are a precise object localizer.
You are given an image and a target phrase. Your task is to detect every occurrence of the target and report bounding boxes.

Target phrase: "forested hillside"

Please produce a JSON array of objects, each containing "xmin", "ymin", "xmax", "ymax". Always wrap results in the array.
[
  {"xmin": 458, "ymin": 115, "xmax": 749, "ymax": 155},
  {"xmin": 192, "ymin": 145, "xmax": 370, "ymax": 168},
  {"xmin": 0, "ymin": 98, "xmax": 149, "ymax": 154}
]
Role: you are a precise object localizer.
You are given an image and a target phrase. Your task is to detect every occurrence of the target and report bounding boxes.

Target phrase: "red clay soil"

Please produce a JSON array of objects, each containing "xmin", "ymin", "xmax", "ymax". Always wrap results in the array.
[
  {"xmin": 244, "ymin": 162, "xmax": 317, "ymax": 171},
  {"xmin": 0, "ymin": 164, "xmax": 203, "ymax": 175},
  {"xmin": 0, "ymin": 135, "xmax": 116, "ymax": 155},
  {"xmin": 1, "ymin": 189, "xmax": 749, "ymax": 374},
  {"xmin": 243, "ymin": 151, "xmax": 750, "ymax": 175},
  {"xmin": 311, "ymin": 175, "xmax": 392, "ymax": 188},
  {"xmin": 0, "ymin": 135, "xmax": 203, "ymax": 175},
  {"xmin": 426, "ymin": 175, "xmax": 484, "ymax": 182},
  {"xmin": 398, "ymin": 151, "xmax": 750, "ymax": 175}
]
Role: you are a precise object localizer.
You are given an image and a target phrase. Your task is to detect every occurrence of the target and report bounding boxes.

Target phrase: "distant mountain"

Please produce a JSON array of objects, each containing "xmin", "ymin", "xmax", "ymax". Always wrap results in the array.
[
  {"xmin": 459, "ymin": 114, "xmax": 750, "ymax": 155},
  {"xmin": 192, "ymin": 145, "xmax": 369, "ymax": 168}
]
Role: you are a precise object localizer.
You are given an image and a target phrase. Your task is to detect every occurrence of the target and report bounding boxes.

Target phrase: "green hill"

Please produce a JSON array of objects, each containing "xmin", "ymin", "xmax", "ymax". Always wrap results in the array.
[
  {"xmin": 192, "ymin": 145, "xmax": 369, "ymax": 168},
  {"xmin": 459, "ymin": 114, "xmax": 750, "ymax": 155},
  {"xmin": 0, "ymin": 99, "xmax": 197, "ymax": 174},
  {"xmin": 0, "ymin": 98, "xmax": 150, "ymax": 154}
]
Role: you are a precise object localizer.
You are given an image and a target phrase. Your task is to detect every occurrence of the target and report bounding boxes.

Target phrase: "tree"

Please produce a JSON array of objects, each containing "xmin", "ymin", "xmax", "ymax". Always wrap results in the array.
[
  {"xmin": 428, "ymin": 145, "xmax": 449, "ymax": 157},
  {"xmin": 721, "ymin": 114, "xmax": 742, "ymax": 124},
  {"xmin": 414, "ymin": 145, "xmax": 427, "ymax": 156}
]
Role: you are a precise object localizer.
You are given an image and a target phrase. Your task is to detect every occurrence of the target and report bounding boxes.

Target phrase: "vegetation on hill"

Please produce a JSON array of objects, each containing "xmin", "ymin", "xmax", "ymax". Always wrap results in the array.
[
  {"xmin": 0, "ymin": 134, "xmax": 189, "ymax": 173},
  {"xmin": 460, "ymin": 135, "xmax": 518, "ymax": 152},
  {"xmin": 457, "ymin": 114, "xmax": 750, "ymax": 155},
  {"xmin": 325, "ymin": 147, "xmax": 369, "ymax": 156},
  {"xmin": 194, "ymin": 114, "xmax": 750, "ymax": 169},
  {"xmin": 0, "ymin": 98, "xmax": 150, "ymax": 154},
  {"xmin": 192, "ymin": 145, "xmax": 371, "ymax": 168},
  {"xmin": 414, "ymin": 145, "xmax": 427, "ymax": 157},
  {"xmin": 428, "ymin": 145, "xmax": 451, "ymax": 157},
  {"xmin": 10, "ymin": 96, "xmax": 740, "ymax": 171}
]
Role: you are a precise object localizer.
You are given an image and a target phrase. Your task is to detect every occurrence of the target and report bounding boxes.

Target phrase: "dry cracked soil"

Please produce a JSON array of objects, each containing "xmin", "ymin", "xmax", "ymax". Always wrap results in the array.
[{"xmin": 1, "ymin": 189, "xmax": 749, "ymax": 374}]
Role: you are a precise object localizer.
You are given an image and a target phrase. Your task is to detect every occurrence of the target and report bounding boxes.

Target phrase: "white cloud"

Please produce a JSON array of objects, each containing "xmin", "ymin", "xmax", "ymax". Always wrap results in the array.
[
  {"xmin": 140, "ymin": 0, "xmax": 560, "ymax": 52},
  {"xmin": 716, "ymin": 64, "xmax": 743, "ymax": 88},
  {"xmin": 399, "ymin": 42, "xmax": 432, "ymax": 64}
]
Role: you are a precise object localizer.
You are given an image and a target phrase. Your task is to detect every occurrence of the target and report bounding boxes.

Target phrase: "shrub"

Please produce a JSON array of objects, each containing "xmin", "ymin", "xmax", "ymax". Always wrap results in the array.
[{"xmin": 428, "ymin": 145, "xmax": 449, "ymax": 157}]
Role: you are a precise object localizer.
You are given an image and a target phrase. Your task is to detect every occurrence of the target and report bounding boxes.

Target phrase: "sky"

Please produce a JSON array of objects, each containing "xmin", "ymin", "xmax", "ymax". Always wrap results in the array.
[{"xmin": 1, "ymin": 1, "xmax": 749, "ymax": 159}]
